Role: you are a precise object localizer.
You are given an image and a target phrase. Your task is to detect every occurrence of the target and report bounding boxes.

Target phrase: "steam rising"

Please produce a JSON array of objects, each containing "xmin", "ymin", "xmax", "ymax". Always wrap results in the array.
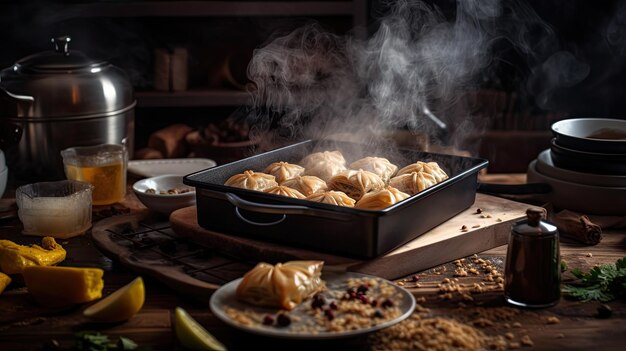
[{"xmin": 247, "ymin": 0, "xmax": 589, "ymax": 153}]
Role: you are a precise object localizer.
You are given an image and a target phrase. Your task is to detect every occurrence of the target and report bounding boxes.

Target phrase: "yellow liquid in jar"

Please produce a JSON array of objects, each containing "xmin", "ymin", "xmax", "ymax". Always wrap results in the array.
[{"xmin": 65, "ymin": 162, "xmax": 126, "ymax": 205}]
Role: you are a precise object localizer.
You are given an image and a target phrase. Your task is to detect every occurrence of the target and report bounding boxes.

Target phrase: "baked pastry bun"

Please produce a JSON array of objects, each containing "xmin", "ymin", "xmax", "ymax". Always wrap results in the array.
[
  {"xmin": 236, "ymin": 261, "xmax": 324, "ymax": 310},
  {"xmin": 305, "ymin": 190, "xmax": 356, "ymax": 207},
  {"xmin": 263, "ymin": 185, "xmax": 306, "ymax": 199},
  {"xmin": 397, "ymin": 161, "xmax": 448, "ymax": 183},
  {"xmin": 281, "ymin": 175, "xmax": 328, "ymax": 196},
  {"xmin": 263, "ymin": 161, "xmax": 305, "ymax": 184},
  {"xmin": 389, "ymin": 171, "xmax": 437, "ymax": 195},
  {"xmin": 350, "ymin": 157, "xmax": 398, "ymax": 183},
  {"xmin": 328, "ymin": 169, "xmax": 385, "ymax": 201},
  {"xmin": 355, "ymin": 186, "xmax": 410, "ymax": 210},
  {"xmin": 300, "ymin": 151, "xmax": 347, "ymax": 182},
  {"xmin": 224, "ymin": 170, "xmax": 278, "ymax": 191}
]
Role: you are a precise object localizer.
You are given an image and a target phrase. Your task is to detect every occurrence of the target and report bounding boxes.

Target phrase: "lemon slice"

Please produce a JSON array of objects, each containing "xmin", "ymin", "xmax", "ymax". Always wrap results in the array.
[
  {"xmin": 83, "ymin": 277, "xmax": 145, "ymax": 323},
  {"xmin": 175, "ymin": 307, "xmax": 227, "ymax": 351}
]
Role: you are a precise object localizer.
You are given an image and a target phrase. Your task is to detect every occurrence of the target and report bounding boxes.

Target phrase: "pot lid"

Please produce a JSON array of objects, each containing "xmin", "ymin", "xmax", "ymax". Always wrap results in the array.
[
  {"xmin": 0, "ymin": 36, "xmax": 135, "ymax": 119},
  {"xmin": 16, "ymin": 36, "xmax": 106, "ymax": 72}
]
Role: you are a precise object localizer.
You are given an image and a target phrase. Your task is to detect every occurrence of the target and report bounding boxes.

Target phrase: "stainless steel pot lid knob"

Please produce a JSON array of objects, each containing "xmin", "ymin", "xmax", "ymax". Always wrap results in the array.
[{"xmin": 51, "ymin": 36, "xmax": 71, "ymax": 56}]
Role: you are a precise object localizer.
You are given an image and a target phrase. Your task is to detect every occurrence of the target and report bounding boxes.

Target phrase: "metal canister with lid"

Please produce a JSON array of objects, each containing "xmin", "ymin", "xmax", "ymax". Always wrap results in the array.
[
  {"xmin": 504, "ymin": 207, "xmax": 561, "ymax": 308},
  {"xmin": 0, "ymin": 36, "xmax": 135, "ymax": 182}
]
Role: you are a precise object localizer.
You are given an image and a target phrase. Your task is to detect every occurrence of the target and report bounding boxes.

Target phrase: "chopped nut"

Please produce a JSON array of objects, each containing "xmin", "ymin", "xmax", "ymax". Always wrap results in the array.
[
  {"xmin": 472, "ymin": 318, "xmax": 494, "ymax": 327},
  {"xmin": 509, "ymin": 342, "xmax": 521, "ymax": 349},
  {"xmin": 397, "ymin": 281, "xmax": 405, "ymax": 286},
  {"xmin": 586, "ymin": 252, "xmax": 593, "ymax": 257},
  {"xmin": 468, "ymin": 268, "xmax": 479, "ymax": 275},
  {"xmin": 462, "ymin": 293, "xmax": 474, "ymax": 302},
  {"xmin": 496, "ymin": 218, "xmax": 502, "ymax": 222},
  {"xmin": 512, "ymin": 322, "xmax": 522, "ymax": 328},
  {"xmin": 472, "ymin": 224, "xmax": 481, "ymax": 228},
  {"xmin": 454, "ymin": 269, "xmax": 468, "ymax": 277},
  {"xmin": 505, "ymin": 332, "xmax": 515, "ymax": 340},
  {"xmin": 503, "ymin": 323, "xmax": 511, "ymax": 329},
  {"xmin": 520, "ymin": 335, "xmax": 534, "ymax": 346},
  {"xmin": 556, "ymin": 333, "xmax": 565, "ymax": 339},
  {"xmin": 546, "ymin": 316, "xmax": 560, "ymax": 325}
]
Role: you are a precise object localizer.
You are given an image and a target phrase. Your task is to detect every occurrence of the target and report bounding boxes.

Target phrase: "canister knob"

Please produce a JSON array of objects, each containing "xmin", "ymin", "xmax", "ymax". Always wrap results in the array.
[{"xmin": 51, "ymin": 36, "xmax": 71, "ymax": 55}]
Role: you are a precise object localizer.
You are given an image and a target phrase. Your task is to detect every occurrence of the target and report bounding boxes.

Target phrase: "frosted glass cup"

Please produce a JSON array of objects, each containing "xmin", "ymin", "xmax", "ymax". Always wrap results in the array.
[
  {"xmin": 16, "ymin": 180, "xmax": 93, "ymax": 238},
  {"xmin": 61, "ymin": 144, "xmax": 128, "ymax": 205}
]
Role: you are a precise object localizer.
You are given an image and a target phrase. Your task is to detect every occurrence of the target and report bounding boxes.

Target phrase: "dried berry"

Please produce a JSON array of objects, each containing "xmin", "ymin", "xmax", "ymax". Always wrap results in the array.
[
  {"xmin": 324, "ymin": 309, "xmax": 335, "ymax": 321},
  {"xmin": 329, "ymin": 301, "xmax": 338, "ymax": 310},
  {"xmin": 262, "ymin": 315, "xmax": 275, "ymax": 325},
  {"xmin": 372, "ymin": 310, "xmax": 384, "ymax": 319},
  {"xmin": 476, "ymin": 208, "xmax": 483, "ymax": 214},
  {"xmin": 346, "ymin": 287, "xmax": 357, "ymax": 294},
  {"xmin": 382, "ymin": 299, "xmax": 394, "ymax": 309},
  {"xmin": 370, "ymin": 299, "xmax": 378, "ymax": 307},
  {"xmin": 411, "ymin": 275, "xmax": 420, "ymax": 282},
  {"xmin": 359, "ymin": 295, "xmax": 370, "ymax": 304},
  {"xmin": 311, "ymin": 294, "xmax": 326, "ymax": 309},
  {"xmin": 276, "ymin": 313, "xmax": 291, "ymax": 327},
  {"xmin": 357, "ymin": 284, "xmax": 369, "ymax": 294}
]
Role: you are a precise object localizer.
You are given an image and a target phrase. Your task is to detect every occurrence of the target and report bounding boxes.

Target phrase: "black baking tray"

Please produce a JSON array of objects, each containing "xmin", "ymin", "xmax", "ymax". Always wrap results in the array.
[{"xmin": 183, "ymin": 140, "xmax": 488, "ymax": 259}]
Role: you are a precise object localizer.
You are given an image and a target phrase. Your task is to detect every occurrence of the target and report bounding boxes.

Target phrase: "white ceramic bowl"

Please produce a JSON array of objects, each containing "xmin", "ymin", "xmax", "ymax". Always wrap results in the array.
[{"xmin": 133, "ymin": 174, "xmax": 196, "ymax": 215}]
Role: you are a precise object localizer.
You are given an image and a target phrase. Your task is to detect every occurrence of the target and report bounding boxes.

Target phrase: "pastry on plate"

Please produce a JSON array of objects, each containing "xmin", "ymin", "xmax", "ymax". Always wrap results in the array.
[{"xmin": 235, "ymin": 261, "xmax": 324, "ymax": 310}]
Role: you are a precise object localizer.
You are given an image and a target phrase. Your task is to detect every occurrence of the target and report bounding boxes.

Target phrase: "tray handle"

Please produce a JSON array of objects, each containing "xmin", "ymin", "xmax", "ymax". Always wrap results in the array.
[{"xmin": 225, "ymin": 193, "xmax": 350, "ymax": 224}]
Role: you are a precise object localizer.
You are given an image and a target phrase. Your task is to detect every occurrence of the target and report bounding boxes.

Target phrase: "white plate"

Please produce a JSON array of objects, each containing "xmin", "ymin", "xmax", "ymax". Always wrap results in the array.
[
  {"xmin": 210, "ymin": 271, "xmax": 415, "ymax": 340},
  {"xmin": 536, "ymin": 149, "xmax": 626, "ymax": 187},
  {"xmin": 128, "ymin": 158, "xmax": 216, "ymax": 178},
  {"xmin": 528, "ymin": 160, "xmax": 626, "ymax": 215}
]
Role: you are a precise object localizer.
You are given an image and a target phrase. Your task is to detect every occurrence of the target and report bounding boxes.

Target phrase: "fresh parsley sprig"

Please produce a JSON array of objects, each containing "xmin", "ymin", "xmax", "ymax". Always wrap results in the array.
[{"xmin": 562, "ymin": 257, "xmax": 626, "ymax": 302}]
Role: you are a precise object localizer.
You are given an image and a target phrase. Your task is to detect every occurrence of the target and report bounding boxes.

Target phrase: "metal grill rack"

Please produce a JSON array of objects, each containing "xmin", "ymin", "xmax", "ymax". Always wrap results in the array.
[{"xmin": 94, "ymin": 215, "xmax": 256, "ymax": 292}]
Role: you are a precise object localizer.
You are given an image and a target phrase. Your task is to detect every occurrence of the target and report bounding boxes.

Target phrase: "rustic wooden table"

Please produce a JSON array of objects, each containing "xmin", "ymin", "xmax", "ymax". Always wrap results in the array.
[{"xmin": 0, "ymin": 174, "xmax": 624, "ymax": 350}]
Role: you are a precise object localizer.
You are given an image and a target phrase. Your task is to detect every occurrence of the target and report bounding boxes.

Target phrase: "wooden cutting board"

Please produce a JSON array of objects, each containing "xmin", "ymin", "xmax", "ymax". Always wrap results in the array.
[{"xmin": 170, "ymin": 193, "xmax": 530, "ymax": 279}]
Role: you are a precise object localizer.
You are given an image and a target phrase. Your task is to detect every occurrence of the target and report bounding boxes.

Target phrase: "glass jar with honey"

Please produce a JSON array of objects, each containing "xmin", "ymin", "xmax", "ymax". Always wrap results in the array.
[{"xmin": 61, "ymin": 144, "xmax": 127, "ymax": 205}]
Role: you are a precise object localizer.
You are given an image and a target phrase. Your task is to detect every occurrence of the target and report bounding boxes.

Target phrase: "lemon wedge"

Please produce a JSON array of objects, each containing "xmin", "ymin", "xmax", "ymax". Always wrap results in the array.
[
  {"xmin": 175, "ymin": 307, "xmax": 227, "ymax": 351},
  {"xmin": 83, "ymin": 277, "xmax": 145, "ymax": 323}
]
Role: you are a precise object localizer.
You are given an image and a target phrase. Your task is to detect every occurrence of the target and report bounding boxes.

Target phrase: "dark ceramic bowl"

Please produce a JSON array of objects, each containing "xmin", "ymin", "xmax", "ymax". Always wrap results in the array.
[
  {"xmin": 551, "ymin": 118, "xmax": 626, "ymax": 153},
  {"xmin": 550, "ymin": 139, "xmax": 626, "ymax": 175}
]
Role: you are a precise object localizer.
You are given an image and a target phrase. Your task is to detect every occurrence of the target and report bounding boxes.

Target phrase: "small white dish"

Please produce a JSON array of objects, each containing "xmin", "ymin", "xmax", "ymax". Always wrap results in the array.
[
  {"xmin": 133, "ymin": 174, "xmax": 196, "ymax": 215},
  {"xmin": 128, "ymin": 158, "xmax": 216, "ymax": 178}
]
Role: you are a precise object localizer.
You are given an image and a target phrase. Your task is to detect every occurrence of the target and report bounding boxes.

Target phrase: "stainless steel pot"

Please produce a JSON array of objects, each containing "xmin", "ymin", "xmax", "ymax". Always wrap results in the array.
[{"xmin": 0, "ymin": 36, "xmax": 135, "ymax": 182}]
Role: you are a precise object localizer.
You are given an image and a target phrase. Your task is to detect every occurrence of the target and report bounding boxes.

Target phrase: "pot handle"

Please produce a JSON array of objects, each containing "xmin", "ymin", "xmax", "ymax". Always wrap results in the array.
[
  {"xmin": 225, "ymin": 192, "xmax": 350, "ymax": 223},
  {"xmin": 1, "ymin": 86, "xmax": 34, "ymax": 117}
]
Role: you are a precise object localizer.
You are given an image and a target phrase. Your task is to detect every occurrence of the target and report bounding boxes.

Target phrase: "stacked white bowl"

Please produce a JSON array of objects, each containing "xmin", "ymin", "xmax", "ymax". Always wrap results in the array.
[{"xmin": 527, "ymin": 118, "xmax": 626, "ymax": 215}]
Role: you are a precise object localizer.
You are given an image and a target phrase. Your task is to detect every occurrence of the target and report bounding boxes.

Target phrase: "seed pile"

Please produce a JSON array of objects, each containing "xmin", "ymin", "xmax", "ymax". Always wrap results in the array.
[{"xmin": 370, "ymin": 314, "xmax": 508, "ymax": 351}]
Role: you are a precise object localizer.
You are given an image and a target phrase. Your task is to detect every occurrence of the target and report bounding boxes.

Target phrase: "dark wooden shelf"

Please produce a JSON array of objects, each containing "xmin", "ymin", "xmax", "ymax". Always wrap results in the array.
[
  {"xmin": 58, "ymin": 1, "xmax": 361, "ymax": 18},
  {"xmin": 135, "ymin": 89, "xmax": 252, "ymax": 107}
]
